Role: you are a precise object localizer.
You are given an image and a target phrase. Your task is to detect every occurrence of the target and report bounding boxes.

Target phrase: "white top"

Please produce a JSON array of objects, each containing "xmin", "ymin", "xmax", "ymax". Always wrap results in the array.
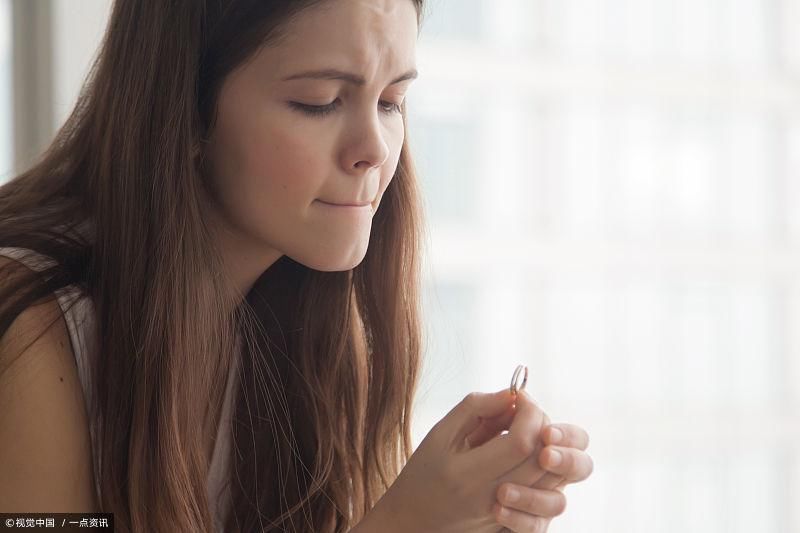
[{"xmin": 0, "ymin": 246, "xmax": 236, "ymax": 531}]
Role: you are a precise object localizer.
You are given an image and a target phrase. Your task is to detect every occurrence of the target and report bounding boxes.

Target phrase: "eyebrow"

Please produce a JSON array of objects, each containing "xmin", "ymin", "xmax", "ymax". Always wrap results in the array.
[{"xmin": 282, "ymin": 68, "xmax": 418, "ymax": 86}]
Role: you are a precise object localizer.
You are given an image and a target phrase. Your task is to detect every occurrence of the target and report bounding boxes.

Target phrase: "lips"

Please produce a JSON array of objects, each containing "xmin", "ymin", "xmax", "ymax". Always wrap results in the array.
[{"xmin": 318, "ymin": 200, "xmax": 371, "ymax": 207}]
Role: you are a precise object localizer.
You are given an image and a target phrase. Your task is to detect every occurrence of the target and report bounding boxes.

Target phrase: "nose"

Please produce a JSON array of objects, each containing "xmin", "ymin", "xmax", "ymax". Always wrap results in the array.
[{"xmin": 341, "ymin": 109, "xmax": 391, "ymax": 173}]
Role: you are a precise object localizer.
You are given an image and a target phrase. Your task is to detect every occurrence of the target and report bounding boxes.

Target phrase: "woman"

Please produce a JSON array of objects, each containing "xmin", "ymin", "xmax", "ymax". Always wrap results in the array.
[{"xmin": 0, "ymin": 0, "xmax": 593, "ymax": 531}]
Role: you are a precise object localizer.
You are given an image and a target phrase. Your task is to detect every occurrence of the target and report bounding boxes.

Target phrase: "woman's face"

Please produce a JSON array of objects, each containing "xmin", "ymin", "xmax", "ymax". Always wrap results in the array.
[{"xmin": 205, "ymin": 0, "xmax": 418, "ymax": 292}]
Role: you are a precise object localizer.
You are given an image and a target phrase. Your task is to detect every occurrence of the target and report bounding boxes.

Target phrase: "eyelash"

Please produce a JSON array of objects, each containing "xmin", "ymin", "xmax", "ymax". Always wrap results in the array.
[{"xmin": 289, "ymin": 99, "xmax": 403, "ymax": 118}]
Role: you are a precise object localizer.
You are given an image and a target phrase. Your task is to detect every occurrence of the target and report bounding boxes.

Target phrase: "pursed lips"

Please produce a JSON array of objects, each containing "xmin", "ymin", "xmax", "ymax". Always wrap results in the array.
[{"xmin": 316, "ymin": 199, "xmax": 372, "ymax": 207}]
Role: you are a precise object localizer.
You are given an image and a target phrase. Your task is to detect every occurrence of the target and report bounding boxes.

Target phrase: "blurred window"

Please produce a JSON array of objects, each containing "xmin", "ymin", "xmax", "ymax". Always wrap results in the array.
[
  {"xmin": 409, "ymin": 2, "xmax": 800, "ymax": 532},
  {"xmin": 0, "ymin": 0, "xmax": 12, "ymax": 183}
]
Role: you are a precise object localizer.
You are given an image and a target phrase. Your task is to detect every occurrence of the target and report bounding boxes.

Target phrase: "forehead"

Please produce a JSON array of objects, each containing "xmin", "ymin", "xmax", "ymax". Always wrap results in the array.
[{"xmin": 262, "ymin": 0, "xmax": 418, "ymax": 79}]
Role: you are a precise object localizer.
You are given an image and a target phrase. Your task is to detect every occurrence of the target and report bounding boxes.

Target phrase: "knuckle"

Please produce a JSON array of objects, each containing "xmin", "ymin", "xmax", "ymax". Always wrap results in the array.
[
  {"xmin": 463, "ymin": 391, "xmax": 480, "ymax": 407},
  {"xmin": 498, "ymin": 483, "xmax": 514, "ymax": 501},
  {"xmin": 538, "ymin": 445, "xmax": 553, "ymax": 467},
  {"xmin": 492, "ymin": 502, "xmax": 501, "ymax": 519},
  {"xmin": 513, "ymin": 433, "xmax": 535, "ymax": 457}
]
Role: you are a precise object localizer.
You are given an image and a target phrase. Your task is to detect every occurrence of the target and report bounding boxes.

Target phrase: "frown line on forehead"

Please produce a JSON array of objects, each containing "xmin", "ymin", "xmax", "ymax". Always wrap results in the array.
[{"xmin": 282, "ymin": 68, "xmax": 418, "ymax": 87}]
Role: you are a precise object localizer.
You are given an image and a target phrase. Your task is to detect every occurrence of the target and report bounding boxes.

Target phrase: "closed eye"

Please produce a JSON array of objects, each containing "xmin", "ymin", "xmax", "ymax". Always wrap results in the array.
[
  {"xmin": 288, "ymin": 99, "xmax": 404, "ymax": 118},
  {"xmin": 380, "ymin": 101, "xmax": 404, "ymax": 114}
]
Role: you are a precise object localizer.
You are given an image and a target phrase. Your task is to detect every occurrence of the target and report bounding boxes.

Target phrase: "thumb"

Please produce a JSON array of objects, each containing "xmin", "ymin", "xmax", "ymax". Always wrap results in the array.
[
  {"xmin": 464, "ymin": 402, "xmax": 516, "ymax": 449},
  {"xmin": 441, "ymin": 388, "xmax": 516, "ymax": 447}
]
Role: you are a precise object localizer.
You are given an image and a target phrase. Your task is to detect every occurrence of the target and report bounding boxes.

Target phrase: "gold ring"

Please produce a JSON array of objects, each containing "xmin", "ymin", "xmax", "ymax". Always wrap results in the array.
[{"xmin": 510, "ymin": 364, "xmax": 528, "ymax": 396}]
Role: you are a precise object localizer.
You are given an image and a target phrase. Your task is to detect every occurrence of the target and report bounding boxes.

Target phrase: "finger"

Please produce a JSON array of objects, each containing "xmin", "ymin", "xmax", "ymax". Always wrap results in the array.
[
  {"xmin": 467, "ymin": 390, "xmax": 547, "ymax": 477},
  {"xmin": 490, "ymin": 413, "xmax": 566, "ymax": 491},
  {"xmin": 493, "ymin": 501, "xmax": 554, "ymax": 533},
  {"xmin": 531, "ymin": 471, "xmax": 567, "ymax": 492},
  {"xmin": 477, "ymin": 402, "xmax": 550, "ymax": 449},
  {"xmin": 538, "ymin": 445, "xmax": 594, "ymax": 482},
  {"xmin": 542, "ymin": 423, "xmax": 590, "ymax": 451},
  {"xmin": 443, "ymin": 388, "xmax": 516, "ymax": 448},
  {"xmin": 498, "ymin": 483, "xmax": 568, "ymax": 519},
  {"xmin": 495, "ymin": 445, "xmax": 566, "ymax": 492},
  {"xmin": 465, "ymin": 402, "xmax": 515, "ymax": 449}
]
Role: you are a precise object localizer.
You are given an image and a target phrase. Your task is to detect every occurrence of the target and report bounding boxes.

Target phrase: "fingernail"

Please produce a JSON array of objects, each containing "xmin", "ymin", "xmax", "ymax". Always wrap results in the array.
[
  {"xmin": 550, "ymin": 427, "xmax": 563, "ymax": 443},
  {"xmin": 499, "ymin": 506, "xmax": 511, "ymax": 518},
  {"xmin": 548, "ymin": 449, "xmax": 562, "ymax": 466},
  {"xmin": 505, "ymin": 488, "xmax": 519, "ymax": 503}
]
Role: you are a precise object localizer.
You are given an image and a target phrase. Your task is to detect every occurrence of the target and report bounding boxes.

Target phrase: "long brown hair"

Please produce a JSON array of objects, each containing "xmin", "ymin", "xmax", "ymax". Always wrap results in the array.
[{"xmin": 0, "ymin": 1, "xmax": 428, "ymax": 531}]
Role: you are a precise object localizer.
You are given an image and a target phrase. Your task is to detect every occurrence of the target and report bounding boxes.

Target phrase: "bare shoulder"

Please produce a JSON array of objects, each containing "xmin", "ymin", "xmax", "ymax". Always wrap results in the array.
[{"xmin": 0, "ymin": 255, "xmax": 98, "ymax": 512}]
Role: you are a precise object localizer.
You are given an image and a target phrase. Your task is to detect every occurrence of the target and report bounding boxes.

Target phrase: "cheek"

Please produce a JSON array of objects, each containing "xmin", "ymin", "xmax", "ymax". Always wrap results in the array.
[
  {"xmin": 378, "ymin": 133, "xmax": 404, "ymax": 196},
  {"xmin": 218, "ymin": 121, "xmax": 328, "ymax": 213}
]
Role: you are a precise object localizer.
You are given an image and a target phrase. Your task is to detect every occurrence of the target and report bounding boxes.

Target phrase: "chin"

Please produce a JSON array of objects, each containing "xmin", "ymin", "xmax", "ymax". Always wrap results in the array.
[{"xmin": 290, "ymin": 249, "xmax": 367, "ymax": 273}]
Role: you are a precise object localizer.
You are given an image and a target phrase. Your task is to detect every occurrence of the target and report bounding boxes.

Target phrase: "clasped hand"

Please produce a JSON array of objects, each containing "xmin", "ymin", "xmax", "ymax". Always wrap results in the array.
[
  {"xmin": 376, "ymin": 388, "xmax": 593, "ymax": 533},
  {"xmin": 465, "ymin": 390, "xmax": 594, "ymax": 533}
]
